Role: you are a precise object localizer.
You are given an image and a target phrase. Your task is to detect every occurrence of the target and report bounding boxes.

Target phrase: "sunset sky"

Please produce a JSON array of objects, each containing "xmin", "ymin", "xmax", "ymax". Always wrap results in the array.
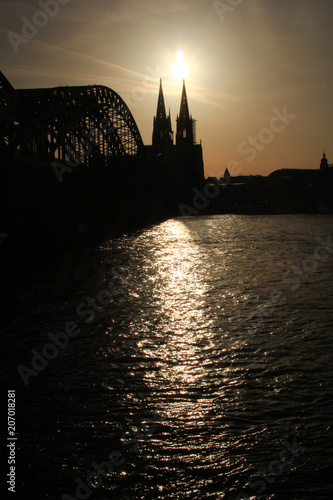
[{"xmin": 1, "ymin": 0, "xmax": 332, "ymax": 177}]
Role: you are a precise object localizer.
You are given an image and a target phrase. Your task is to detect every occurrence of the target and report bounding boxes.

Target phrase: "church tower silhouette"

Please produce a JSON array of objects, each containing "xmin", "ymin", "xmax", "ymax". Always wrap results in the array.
[
  {"xmin": 176, "ymin": 79, "xmax": 196, "ymax": 146},
  {"xmin": 320, "ymin": 151, "xmax": 329, "ymax": 170},
  {"xmin": 151, "ymin": 79, "xmax": 204, "ymax": 188},
  {"xmin": 152, "ymin": 79, "xmax": 173, "ymax": 153}
]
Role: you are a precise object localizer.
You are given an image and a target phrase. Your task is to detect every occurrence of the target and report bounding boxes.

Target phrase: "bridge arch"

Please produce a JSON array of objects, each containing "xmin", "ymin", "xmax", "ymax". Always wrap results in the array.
[{"xmin": 0, "ymin": 78, "xmax": 144, "ymax": 167}]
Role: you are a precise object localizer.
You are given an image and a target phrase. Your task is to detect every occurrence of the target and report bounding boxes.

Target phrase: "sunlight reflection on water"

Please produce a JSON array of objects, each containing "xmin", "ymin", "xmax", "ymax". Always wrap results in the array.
[
  {"xmin": 98, "ymin": 215, "xmax": 333, "ymax": 499},
  {"xmin": 4, "ymin": 215, "xmax": 333, "ymax": 499}
]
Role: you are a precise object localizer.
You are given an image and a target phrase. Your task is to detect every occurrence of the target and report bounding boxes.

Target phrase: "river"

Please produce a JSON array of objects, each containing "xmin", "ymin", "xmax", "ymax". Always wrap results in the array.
[{"xmin": 1, "ymin": 214, "xmax": 333, "ymax": 499}]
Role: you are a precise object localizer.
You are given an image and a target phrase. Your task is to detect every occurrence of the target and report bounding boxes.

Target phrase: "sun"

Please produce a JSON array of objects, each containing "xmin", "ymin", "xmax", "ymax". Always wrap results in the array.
[{"xmin": 171, "ymin": 50, "xmax": 190, "ymax": 81}]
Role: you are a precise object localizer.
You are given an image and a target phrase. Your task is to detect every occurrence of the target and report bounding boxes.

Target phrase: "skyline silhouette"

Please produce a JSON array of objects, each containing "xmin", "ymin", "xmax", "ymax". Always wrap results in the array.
[{"xmin": 1, "ymin": 0, "xmax": 332, "ymax": 176}]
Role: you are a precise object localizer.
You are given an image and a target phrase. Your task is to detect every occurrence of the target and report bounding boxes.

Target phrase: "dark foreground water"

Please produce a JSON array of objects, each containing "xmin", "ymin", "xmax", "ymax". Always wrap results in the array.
[{"xmin": 1, "ymin": 215, "xmax": 333, "ymax": 499}]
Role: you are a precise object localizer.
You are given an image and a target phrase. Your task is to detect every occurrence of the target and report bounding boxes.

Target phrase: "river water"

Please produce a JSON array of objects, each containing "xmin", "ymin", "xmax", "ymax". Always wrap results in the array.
[{"xmin": 2, "ymin": 214, "xmax": 333, "ymax": 499}]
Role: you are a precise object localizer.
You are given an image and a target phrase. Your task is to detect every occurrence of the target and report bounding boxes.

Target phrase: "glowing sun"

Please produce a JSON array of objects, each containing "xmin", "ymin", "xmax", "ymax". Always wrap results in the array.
[{"xmin": 171, "ymin": 51, "xmax": 190, "ymax": 81}]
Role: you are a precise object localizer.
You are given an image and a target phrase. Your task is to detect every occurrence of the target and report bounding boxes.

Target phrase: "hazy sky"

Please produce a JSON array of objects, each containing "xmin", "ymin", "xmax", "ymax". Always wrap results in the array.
[{"xmin": 1, "ymin": 0, "xmax": 332, "ymax": 177}]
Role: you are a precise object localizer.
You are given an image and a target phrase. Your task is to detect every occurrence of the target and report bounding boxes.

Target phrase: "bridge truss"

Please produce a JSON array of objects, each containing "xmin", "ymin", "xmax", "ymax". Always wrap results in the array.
[{"xmin": 0, "ymin": 72, "xmax": 144, "ymax": 167}]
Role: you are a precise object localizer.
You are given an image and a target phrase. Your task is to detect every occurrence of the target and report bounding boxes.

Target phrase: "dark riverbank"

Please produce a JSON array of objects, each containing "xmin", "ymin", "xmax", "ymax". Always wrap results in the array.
[
  {"xmin": 1, "ymin": 156, "xmax": 333, "ymax": 282},
  {"xmin": 0, "ymin": 156, "xmax": 182, "ymax": 276},
  {"xmin": 200, "ymin": 167, "xmax": 333, "ymax": 216}
]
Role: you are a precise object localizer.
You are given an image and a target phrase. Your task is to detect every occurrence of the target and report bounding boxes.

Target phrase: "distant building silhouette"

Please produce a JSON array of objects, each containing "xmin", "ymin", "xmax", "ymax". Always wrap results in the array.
[{"xmin": 320, "ymin": 151, "xmax": 329, "ymax": 170}]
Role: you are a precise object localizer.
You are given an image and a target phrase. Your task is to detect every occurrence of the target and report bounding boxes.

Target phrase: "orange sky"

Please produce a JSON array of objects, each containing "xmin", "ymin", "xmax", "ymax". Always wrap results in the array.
[{"xmin": 1, "ymin": 0, "xmax": 332, "ymax": 177}]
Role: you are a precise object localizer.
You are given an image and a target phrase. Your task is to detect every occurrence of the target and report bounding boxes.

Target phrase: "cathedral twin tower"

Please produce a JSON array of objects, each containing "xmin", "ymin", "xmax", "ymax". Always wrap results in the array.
[
  {"xmin": 152, "ymin": 79, "xmax": 195, "ymax": 151},
  {"xmin": 151, "ymin": 79, "xmax": 204, "ymax": 186}
]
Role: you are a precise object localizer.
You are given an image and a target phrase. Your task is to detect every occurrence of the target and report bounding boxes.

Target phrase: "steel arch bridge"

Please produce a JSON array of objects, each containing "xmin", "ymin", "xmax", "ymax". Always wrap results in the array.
[{"xmin": 0, "ymin": 72, "xmax": 144, "ymax": 167}]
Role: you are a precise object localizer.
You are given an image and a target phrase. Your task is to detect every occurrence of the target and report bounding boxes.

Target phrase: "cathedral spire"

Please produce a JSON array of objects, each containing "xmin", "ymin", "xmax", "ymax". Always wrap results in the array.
[
  {"xmin": 179, "ymin": 80, "xmax": 190, "ymax": 121},
  {"xmin": 179, "ymin": 79, "xmax": 190, "ymax": 121},
  {"xmin": 156, "ymin": 79, "xmax": 167, "ymax": 121},
  {"xmin": 152, "ymin": 79, "xmax": 173, "ymax": 152},
  {"xmin": 176, "ymin": 80, "xmax": 195, "ymax": 145}
]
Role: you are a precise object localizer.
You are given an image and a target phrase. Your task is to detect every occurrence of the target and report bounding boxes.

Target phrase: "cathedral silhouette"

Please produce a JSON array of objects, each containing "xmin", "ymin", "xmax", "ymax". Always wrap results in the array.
[{"xmin": 147, "ymin": 79, "xmax": 205, "ymax": 188}]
